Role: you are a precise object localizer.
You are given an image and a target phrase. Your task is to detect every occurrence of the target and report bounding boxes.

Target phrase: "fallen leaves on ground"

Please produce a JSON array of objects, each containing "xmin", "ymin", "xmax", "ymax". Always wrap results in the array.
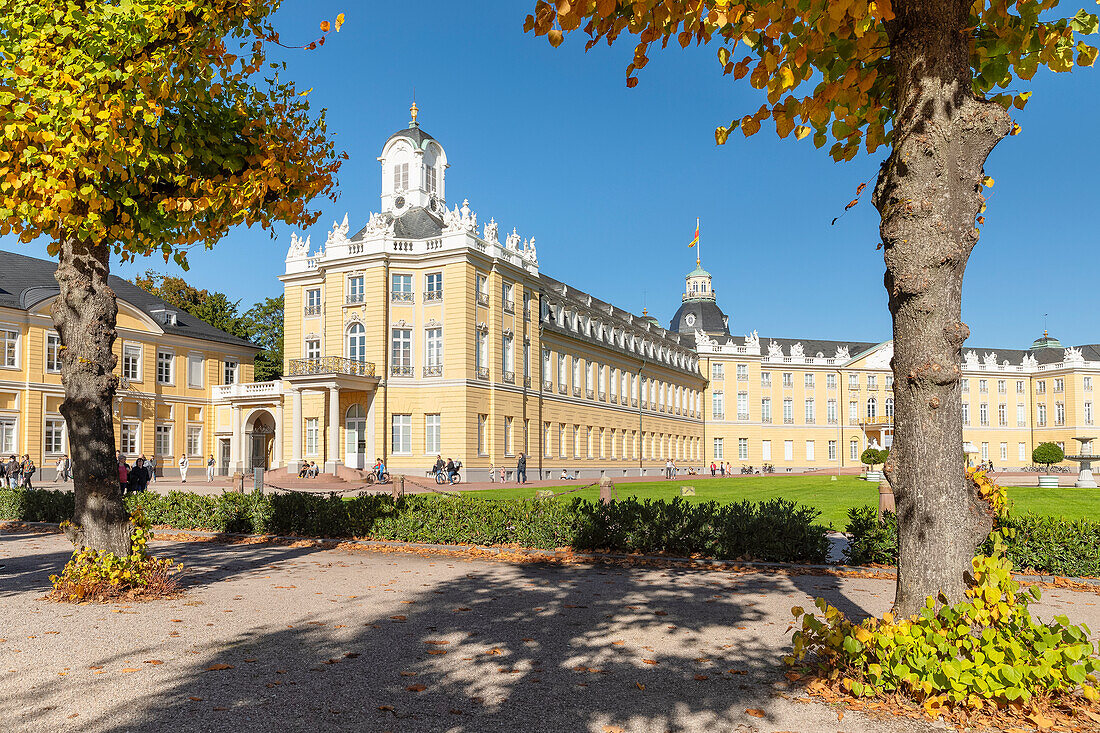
[
  {"xmin": 204, "ymin": 663, "xmax": 234, "ymax": 671},
  {"xmin": 642, "ymin": 659, "xmax": 658, "ymax": 665},
  {"xmin": 745, "ymin": 708, "xmax": 766, "ymax": 718},
  {"xmin": 405, "ymin": 684, "xmax": 426, "ymax": 692}
]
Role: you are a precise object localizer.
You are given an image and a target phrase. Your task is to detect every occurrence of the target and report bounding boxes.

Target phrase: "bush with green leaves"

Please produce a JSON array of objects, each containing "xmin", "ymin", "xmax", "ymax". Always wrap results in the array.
[
  {"xmin": 1032, "ymin": 442, "xmax": 1065, "ymax": 469},
  {"xmin": 842, "ymin": 505, "xmax": 898, "ymax": 566}
]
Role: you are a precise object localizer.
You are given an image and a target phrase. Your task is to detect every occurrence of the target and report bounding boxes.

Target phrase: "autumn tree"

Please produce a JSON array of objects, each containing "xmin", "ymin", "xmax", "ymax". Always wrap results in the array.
[
  {"xmin": 0, "ymin": 1, "xmax": 345, "ymax": 556},
  {"xmin": 135, "ymin": 271, "xmax": 252, "ymax": 341},
  {"xmin": 245, "ymin": 295, "xmax": 284, "ymax": 381},
  {"xmin": 526, "ymin": 0, "xmax": 1097, "ymax": 613}
]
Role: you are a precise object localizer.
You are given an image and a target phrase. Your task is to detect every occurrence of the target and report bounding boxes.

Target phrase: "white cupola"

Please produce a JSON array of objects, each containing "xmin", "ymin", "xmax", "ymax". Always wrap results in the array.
[{"xmin": 377, "ymin": 102, "xmax": 448, "ymax": 217}]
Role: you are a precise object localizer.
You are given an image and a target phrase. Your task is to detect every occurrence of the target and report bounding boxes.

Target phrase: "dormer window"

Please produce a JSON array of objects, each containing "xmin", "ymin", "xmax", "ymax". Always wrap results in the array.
[{"xmin": 393, "ymin": 162, "xmax": 409, "ymax": 191}]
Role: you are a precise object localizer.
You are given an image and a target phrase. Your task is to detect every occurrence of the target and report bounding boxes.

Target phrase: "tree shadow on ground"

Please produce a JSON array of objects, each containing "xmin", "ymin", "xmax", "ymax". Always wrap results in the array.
[{"xmin": 0, "ymin": 536, "xmax": 922, "ymax": 733}]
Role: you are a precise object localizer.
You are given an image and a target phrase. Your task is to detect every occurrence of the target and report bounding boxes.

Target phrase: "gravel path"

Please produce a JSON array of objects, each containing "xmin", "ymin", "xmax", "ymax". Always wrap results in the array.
[{"xmin": 2, "ymin": 530, "xmax": 1098, "ymax": 733}]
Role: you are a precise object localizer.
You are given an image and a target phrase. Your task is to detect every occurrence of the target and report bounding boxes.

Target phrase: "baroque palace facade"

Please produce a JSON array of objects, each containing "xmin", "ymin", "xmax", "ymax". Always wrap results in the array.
[{"xmin": 3, "ymin": 109, "xmax": 1099, "ymax": 479}]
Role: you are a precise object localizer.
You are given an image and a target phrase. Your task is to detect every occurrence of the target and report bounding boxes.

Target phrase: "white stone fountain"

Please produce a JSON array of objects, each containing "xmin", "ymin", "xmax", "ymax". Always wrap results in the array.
[{"xmin": 1064, "ymin": 437, "xmax": 1098, "ymax": 488}]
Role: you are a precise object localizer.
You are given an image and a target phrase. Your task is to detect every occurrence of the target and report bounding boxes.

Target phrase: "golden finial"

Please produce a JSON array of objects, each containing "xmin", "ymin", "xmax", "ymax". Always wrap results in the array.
[
  {"xmin": 410, "ymin": 100, "xmax": 419, "ymax": 127},
  {"xmin": 642, "ymin": 307, "xmax": 648, "ymax": 316}
]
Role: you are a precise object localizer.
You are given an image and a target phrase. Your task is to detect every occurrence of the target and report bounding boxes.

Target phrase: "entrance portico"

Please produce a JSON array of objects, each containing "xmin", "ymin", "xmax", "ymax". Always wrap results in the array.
[
  {"xmin": 285, "ymin": 356, "xmax": 379, "ymax": 474},
  {"xmin": 212, "ymin": 381, "xmax": 284, "ymax": 474}
]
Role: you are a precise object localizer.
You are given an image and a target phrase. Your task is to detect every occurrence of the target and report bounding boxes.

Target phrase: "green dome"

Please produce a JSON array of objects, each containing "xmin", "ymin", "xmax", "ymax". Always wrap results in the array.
[{"xmin": 1031, "ymin": 332, "xmax": 1063, "ymax": 350}]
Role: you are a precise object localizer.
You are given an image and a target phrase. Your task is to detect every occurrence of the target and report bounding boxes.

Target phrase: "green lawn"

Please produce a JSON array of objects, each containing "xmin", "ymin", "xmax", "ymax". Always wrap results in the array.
[{"xmin": 461, "ymin": 476, "xmax": 1100, "ymax": 530}]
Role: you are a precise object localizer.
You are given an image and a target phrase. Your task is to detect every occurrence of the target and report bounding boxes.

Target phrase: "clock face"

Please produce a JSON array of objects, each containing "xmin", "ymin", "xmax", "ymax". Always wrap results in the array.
[
  {"xmin": 394, "ymin": 195, "xmax": 406, "ymax": 210},
  {"xmin": 685, "ymin": 313, "xmax": 696, "ymax": 327}
]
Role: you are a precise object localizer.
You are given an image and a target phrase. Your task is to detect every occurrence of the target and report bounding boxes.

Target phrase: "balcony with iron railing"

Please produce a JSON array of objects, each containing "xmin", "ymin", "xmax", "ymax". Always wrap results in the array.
[
  {"xmin": 524, "ymin": 376, "xmax": 531, "ymax": 388},
  {"xmin": 423, "ymin": 365, "xmax": 442, "ymax": 377},
  {"xmin": 391, "ymin": 291, "xmax": 414, "ymax": 303},
  {"xmin": 543, "ymin": 380, "xmax": 553, "ymax": 391},
  {"xmin": 476, "ymin": 292, "xmax": 489, "ymax": 306},
  {"xmin": 477, "ymin": 367, "xmax": 490, "ymax": 380},
  {"xmin": 346, "ymin": 293, "xmax": 365, "ymax": 305},
  {"xmin": 631, "ymin": 398, "xmax": 638, "ymax": 407},
  {"xmin": 424, "ymin": 290, "xmax": 443, "ymax": 303},
  {"xmin": 762, "ymin": 416, "xmax": 772, "ymax": 424},
  {"xmin": 303, "ymin": 304, "xmax": 322, "ymax": 317},
  {"xmin": 573, "ymin": 386, "xmax": 582, "ymax": 397},
  {"xmin": 784, "ymin": 417, "xmax": 795, "ymax": 424},
  {"xmin": 390, "ymin": 364, "xmax": 413, "ymax": 377},
  {"xmin": 503, "ymin": 300, "xmax": 515, "ymax": 314},
  {"xmin": 288, "ymin": 357, "xmax": 376, "ymax": 378},
  {"xmin": 524, "ymin": 306, "xmax": 531, "ymax": 321},
  {"xmin": 586, "ymin": 389, "xmax": 594, "ymax": 400},
  {"xmin": 503, "ymin": 371, "xmax": 515, "ymax": 384}
]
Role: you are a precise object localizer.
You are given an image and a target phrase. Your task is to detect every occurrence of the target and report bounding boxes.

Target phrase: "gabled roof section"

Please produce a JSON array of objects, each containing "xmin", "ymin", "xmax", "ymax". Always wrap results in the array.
[{"xmin": 0, "ymin": 251, "xmax": 259, "ymax": 350}]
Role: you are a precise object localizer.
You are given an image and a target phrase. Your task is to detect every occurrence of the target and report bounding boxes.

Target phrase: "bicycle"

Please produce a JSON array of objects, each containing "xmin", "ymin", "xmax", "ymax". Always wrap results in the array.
[{"xmin": 434, "ymin": 469, "xmax": 461, "ymax": 485}]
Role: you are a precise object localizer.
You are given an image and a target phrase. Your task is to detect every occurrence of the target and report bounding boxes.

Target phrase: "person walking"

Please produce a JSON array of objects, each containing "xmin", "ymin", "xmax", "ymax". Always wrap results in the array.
[
  {"xmin": 147, "ymin": 455, "xmax": 157, "ymax": 483},
  {"xmin": 21, "ymin": 455, "xmax": 35, "ymax": 489},
  {"xmin": 178, "ymin": 454, "xmax": 189, "ymax": 483},
  {"xmin": 206, "ymin": 454, "xmax": 216, "ymax": 483},
  {"xmin": 7, "ymin": 455, "xmax": 20, "ymax": 488},
  {"xmin": 710, "ymin": 461, "xmax": 716, "ymax": 476},
  {"xmin": 128, "ymin": 458, "xmax": 149, "ymax": 493},
  {"xmin": 665, "ymin": 458, "xmax": 673, "ymax": 479},
  {"xmin": 118, "ymin": 459, "xmax": 129, "ymax": 494},
  {"xmin": 55, "ymin": 455, "xmax": 67, "ymax": 483},
  {"xmin": 516, "ymin": 452, "xmax": 527, "ymax": 484}
]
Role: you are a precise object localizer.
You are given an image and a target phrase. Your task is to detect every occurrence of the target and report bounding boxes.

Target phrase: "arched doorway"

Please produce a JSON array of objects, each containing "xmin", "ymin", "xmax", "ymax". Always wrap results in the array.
[
  {"xmin": 246, "ymin": 410, "xmax": 276, "ymax": 472},
  {"xmin": 345, "ymin": 403, "xmax": 366, "ymax": 469}
]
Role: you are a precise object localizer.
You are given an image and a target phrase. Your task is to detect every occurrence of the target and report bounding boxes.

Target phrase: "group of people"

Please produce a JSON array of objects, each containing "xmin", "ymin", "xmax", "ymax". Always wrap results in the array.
[
  {"xmin": 708, "ymin": 461, "xmax": 735, "ymax": 476},
  {"xmin": 298, "ymin": 461, "xmax": 320, "ymax": 478},
  {"xmin": 486, "ymin": 453, "xmax": 527, "ymax": 484},
  {"xmin": 116, "ymin": 451, "xmax": 154, "ymax": 494},
  {"xmin": 430, "ymin": 455, "xmax": 462, "ymax": 483},
  {"xmin": 1, "ymin": 454, "xmax": 37, "ymax": 488}
]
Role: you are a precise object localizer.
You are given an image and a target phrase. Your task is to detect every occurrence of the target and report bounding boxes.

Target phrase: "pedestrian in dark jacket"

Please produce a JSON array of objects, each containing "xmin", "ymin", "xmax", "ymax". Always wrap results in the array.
[
  {"xmin": 516, "ymin": 452, "xmax": 527, "ymax": 484},
  {"xmin": 128, "ymin": 458, "xmax": 149, "ymax": 493},
  {"xmin": 20, "ymin": 455, "xmax": 35, "ymax": 489}
]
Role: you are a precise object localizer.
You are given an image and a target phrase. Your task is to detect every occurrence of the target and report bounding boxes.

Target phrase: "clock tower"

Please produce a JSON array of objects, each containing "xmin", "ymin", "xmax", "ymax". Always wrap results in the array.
[{"xmin": 378, "ymin": 103, "xmax": 449, "ymax": 217}]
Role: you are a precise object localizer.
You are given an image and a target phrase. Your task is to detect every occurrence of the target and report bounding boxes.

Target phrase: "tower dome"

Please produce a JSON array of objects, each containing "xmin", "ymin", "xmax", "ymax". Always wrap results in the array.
[
  {"xmin": 378, "ymin": 103, "xmax": 449, "ymax": 219},
  {"xmin": 668, "ymin": 254, "xmax": 730, "ymax": 337}
]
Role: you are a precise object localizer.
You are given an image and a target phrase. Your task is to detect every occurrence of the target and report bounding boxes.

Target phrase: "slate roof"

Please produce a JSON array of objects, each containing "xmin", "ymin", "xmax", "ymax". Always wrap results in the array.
[
  {"xmin": 351, "ymin": 207, "xmax": 445, "ymax": 241},
  {"xmin": 385, "ymin": 125, "xmax": 436, "ymax": 149},
  {"xmin": 669, "ymin": 300, "xmax": 731, "ymax": 338},
  {"xmin": 0, "ymin": 251, "xmax": 258, "ymax": 350}
]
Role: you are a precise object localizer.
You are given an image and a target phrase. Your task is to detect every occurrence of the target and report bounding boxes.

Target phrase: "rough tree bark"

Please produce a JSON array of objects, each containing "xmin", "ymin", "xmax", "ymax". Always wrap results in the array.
[
  {"xmin": 51, "ymin": 234, "xmax": 131, "ymax": 556},
  {"xmin": 874, "ymin": 0, "xmax": 1013, "ymax": 615}
]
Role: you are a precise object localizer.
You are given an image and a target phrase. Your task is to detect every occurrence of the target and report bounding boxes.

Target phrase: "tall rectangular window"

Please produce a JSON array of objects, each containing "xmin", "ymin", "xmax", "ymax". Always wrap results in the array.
[
  {"xmin": 223, "ymin": 360, "xmax": 238, "ymax": 385},
  {"xmin": 1086, "ymin": 376, "xmax": 1093, "ymax": 391},
  {"xmin": 391, "ymin": 328, "xmax": 412, "ymax": 375},
  {"xmin": 998, "ymin": 403, "xmax": 1007, "ymax": 426},
  {"xmin": 1000, "ymin": 442, "xmax": 1008, "ymax": 461},
  {"xmin": 46, "ymin": 333, "xmax": 61, "ymax": 372},
  {"xmin": 120, "ymin": 422, "xmax": 138, "ymax": 455},
  {"xmin": 736, "ymin": 364, "xmax": 748, "ymax": 380},
  {"xmin": 1036, "ymin": 380, "xmax": 1046, "ymax": 394},
  {"xmin": 544, "ymin": 422, "xmax": 552, "ymax": 457},
  {"xmin": 804, "ymin": 399, "xmax": 815, "ymax": 424},
  {"xmin": 828, "ymin": 440, "xmax": 837, "ymax": 461},
  {"xmin": 712, "ymin": 392, "xmax": 724, "ymax": 420},
  {"xmin": 186, "ymin": 425, "xmax": 202, "ymax": 456},
  {"xmin": 306, "ymin": 287, "xmax": 321, "ymax": 309},
  {"xmin": 425, "ymin": 328, "xmax": 443, "ymax": 370},
  {"xmin": 981, "ymin": 442, "xmax": 989, "ymax": 461},
  {"xmin": 804, "ymin": 373, "xmax": 814, "ymax": 388},
  {"xmin": 187, "ymin": 354, "xmax": 203, "ymax": 388},
  {"xmin": 502, "ymin": 334, "xmax": 514, "ymax": 377},
  {"xmin": 849, "ymin": 400, "xmax": 858, "ymax": 422},
  {"xmin": 393, "ymin": 162, "xmax": 409, "ymax": 190},
  {"xmin": 502, "ymin": 281, "xmax": 514, "ymax": 311},
  {"xmin": 760, "ymin": 372, "xmax": 771, "ymax": 387},
  {"xmin": 1054, "ymin": 378, "xmax": 1064, "ymax": 393},
  {"xmin": 826, "ymin": 373, "xmax": 836, "ymax": 389},
  {"xmin": 476, "ymin": 332, "xmax": 488, "ymax": 375},
  {"xmin": 45, "ymin": 418, "xmax": 65, "ymax": 454},
  {"xmin": 1086, "ymin": 401, "xmax": 1094, "ymax": 426},
  {"xmin": 391, "ymin": 273, "xmax": 413, "ymax": 300},
  {"xmin": 805, "ymin": 440, "xmax": 815, "ymax": 461},
  {"xmin": 478, "ymin": 415, "xmax": 488, "ymax": 456},
  {"xmin": 761, "ymin": 440, "xmax": 772, "ymax": 460},
  {"xmin": 305, "ymin": 339, "xmax": 321, "ymax": 360},
  {"xmin": 1019, "ymin": 442, "xmax": 1027, "ymax": 461},
  {"xmin": 761, "ymin": 398, "xmax": 772, "ymax": 423},
  {"xmin": 1037, "ymin": 403, "xmax": 1047, "ymax": 427},
  {"xmin": 425, "ymin": 272, "xmax": 443, "ymax": 300},
  {"xmin": 827, "ymin": 399, "xmax": 837, "ymax": 424},
  {"xmin": 851, "ymin": 439, "xmax": 859, "ymax": 460},
  {"xmin": 558, "ymin": 423, "xmax": 566, "ymax": 457},
  {"xmin": 713, "ymin": 437, "xmax": 724, "ymax": 459},
  {"xmin": 0, "ymin": 329, "xmax": 17, "ymax": 367},
  {"xmin": 737, "ymin": 392, "xmax": 748, "ymax": 421},
  {"xmin": 1055, "ymin": 402, "xmax": 1065, "ymax": 425},
  {"xmin": 712, "ymin": 362, "xmax": 725, "ymax": 380},
  {"xmin": 783, "ymin": 398, "xmax": 793, "ymax": 424},
  {"xmin": 573, "ymin": 358, "xmax": 581, "ymax": 392},
  {"xmin": 425, "ymin": 414, "xmax": 441, "ymax": 454},
  {"xmin": 122, "ymin": 344, "xmax": 141, "ymax": 381},
  {"xmin": 347, "ymin": 275, "xmax": 365, "ymax": 304},
  {"xmin": 867, "ymin": 374, "xmax": 878, "ymax": 389},
  {"xmin": 738, "ymin": 438, "xmax": 748, "ymax": 461},
  {"xmin": 997, "ymin": 379, "xmax": 1007, "ymax": 394},
  {"xmin": 1017, "ymin": 380, "xmax": 1025, "ymax": 394},
  {"xmin": 305, "ymin": 419, "xmax": 318, "ymax": 455},
  {"xmin": 424, "ymin": 164, "xmax": 437, "ymax": 193},
  {"xmin": 783, "ymin": 440, "xmax": 793, "ymax": 461},
  {"xmin": 979, "ymin": 379, "xmax": 988, "ymax": 393},
  {"xmin": 1017, "ymin": 403, "xmax": 1026, "ymax": 426},
  {"xmin": 504, "ymin": 416, "xmax": 514, "ymax": 456},
  {"xmin": 557, "ymin": 354, "xmax": 566, "ymax": 389},
  {"xmin": 157, "ymin": 350, "xmax": 173, "ymax": 384},
  {"xmin": 962, "ymin": 402, "xmax": 970, "ymax": 425},
  {"xmin": 782, "ymin": 372, "xmax": 793, "ymax": 388},
  {"xmin": 155, "ymin": 425, "xmax": 172, "ymax": 456},
  {"xmin": 391, "ymin": 414, "xmax": 412, "ymax": 454},
  {"xmin": 849, "ymin": 373, "xmax": 858, "ymax": 389}
]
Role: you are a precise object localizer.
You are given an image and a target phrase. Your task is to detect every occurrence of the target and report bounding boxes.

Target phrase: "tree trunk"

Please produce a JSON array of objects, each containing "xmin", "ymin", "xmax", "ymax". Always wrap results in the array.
[
  {"xmin": 874, "ymin": 0, "xmax": 1012, "ymax": 615},
  {"xmin": 51, "ymin": 234, "xmax": 131, "ymax": 556}
]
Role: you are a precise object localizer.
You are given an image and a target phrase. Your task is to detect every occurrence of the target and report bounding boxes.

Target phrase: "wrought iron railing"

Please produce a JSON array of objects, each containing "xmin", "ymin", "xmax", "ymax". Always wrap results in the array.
[
  {"xmin": 288, "ymin": 357, "xmax": 376, "ymax": 377},
  {"xmin": 476, "ymin": 292, "xmax": 489, "ymax": 306},
  {"xmin": 303, "ymin": 305, "xmax": 322, "ymax": 317},
  {"xmin": 503, "ymin": 301, "xmax": 515, "ymax": 314},
  {"xmin": 346, "ymin": 293, "xmax": 365, "ymax": 305},
  {"xmin": 503, "ymin": 370, "xmax": 515, "ymax": 384},
  {"xmin": 477, "ymin": 367, "xmax": 489, "ymax": 380},
  {"xmin": 390, "ymin": 364, "xmax": 413, "ymax": 377},
  {"xmin": 424, "ymin": 290, "xmax": 443, "ymax": 303},
  {"xmin": 423, "ymin": 365, "xmax": 442, "ymax": 377},
  {"xmin": 390, "ymin": 291, "xmax": 414, "ymax": 303}
]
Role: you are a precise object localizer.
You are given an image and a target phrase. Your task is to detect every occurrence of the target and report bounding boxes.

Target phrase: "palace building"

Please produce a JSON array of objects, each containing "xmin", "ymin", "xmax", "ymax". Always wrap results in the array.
[{"xmin": 3, "ymin": 107, "xmax": 1098, "ymax": 479}]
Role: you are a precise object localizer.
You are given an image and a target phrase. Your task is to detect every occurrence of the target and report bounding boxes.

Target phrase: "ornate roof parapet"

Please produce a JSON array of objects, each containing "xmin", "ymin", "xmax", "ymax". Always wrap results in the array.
[
  {"xmin": 835, "ymin": 345, "xmax": 850, "ymax": 360},
  {"xmin": 983, "ymin": 351, "xmax": 998, "ymax": 368},
  {"xmin": 768, "ymin": 340, "xmax": 783, "ymax": 358},
  {"xmin": 1065, "ymin": 346, "xmax": 1085, "ymax": 365},
  {"xmin": 483, "ymin": 218, "xmax": 498, "ymax": 244},
  {"xmin": 789, "ymin": 342, "xmax": 805, "ymax": 359},
  {"xmin": 1022, "ymin": 353, "xmax": 1038, "ymax": 368},
  {"xmin": 964, "ymin": 350, "xmax": 980, "ymax": 369}
]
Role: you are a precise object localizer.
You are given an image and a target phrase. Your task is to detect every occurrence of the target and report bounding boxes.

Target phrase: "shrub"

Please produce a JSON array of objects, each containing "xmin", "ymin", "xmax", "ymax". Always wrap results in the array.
[
  {"xmin": 999, "ymin": 513, "xmax": 1100, "ymax": 578},
  {"xmin": 842, "ymin": 505, "xmax": 897, "ymax": 566},
  {"xmin": 1032, "ymin": 442, "xmax": 1065, "ymax": 469},
  {"xmin": 860, "ymin": 448, "xmax": 879, "ymax": 468}
]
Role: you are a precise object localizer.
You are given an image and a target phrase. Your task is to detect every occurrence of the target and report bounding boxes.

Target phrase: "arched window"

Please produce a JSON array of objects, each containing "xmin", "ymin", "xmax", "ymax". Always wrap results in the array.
[
  {"xmin": 867, "ymin": 396, "xmax": 877, "ymax": 419},
  {"xmin": 346, "ymin": 323, "xmax": 366, "ymax": 362},
  {"xmin": 885, "ymin": 397, "xmax": 894, "ymax": 418}
]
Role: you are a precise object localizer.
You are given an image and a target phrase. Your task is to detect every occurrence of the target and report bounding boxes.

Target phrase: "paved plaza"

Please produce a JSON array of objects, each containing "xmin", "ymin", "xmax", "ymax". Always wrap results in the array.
[{"xmin": 3, "ymin": 530, "xmax": 1099, "ymax": 732}]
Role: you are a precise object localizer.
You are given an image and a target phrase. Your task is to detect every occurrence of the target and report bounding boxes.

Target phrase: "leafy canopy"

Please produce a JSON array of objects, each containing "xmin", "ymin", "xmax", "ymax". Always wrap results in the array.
[
  {"xmin": 0, "ymin": 0, "xmax": 347, "ymax": 264},
  {"xmin": 526, "ymin": 0, "xmax": 1098, "ymax": 161},
  {"xmin": 1032, "ymin": 441, "xmax": 1065, "ymax": 466}
]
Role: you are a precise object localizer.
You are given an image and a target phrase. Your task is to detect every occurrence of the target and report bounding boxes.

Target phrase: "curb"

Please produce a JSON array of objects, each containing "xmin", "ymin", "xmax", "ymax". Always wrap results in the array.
[{"xmin": 5, "ymin": 519, "xmax": 1100, "ymax": 588}]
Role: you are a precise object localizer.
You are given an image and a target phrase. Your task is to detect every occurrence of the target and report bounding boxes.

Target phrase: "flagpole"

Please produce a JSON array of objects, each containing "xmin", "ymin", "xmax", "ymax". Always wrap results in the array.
[{"xmin": 696, "ymin": 217, "xmax": 700, "ymax": 267}]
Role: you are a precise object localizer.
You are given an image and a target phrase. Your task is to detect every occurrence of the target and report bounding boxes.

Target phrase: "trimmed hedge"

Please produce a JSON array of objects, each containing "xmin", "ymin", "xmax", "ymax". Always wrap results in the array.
[
  {"xmin": 0, "ymin": 488, "xmax": 829, "ymax": 564},
  {"xmin": 843, "ymin": 503, "xmax": 1100, "ymax": 578}
]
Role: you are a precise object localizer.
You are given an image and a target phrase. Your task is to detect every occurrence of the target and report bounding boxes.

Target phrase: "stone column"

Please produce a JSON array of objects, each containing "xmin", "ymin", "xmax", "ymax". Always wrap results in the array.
[
  {"xmin": 230, "ymin": 405, "xmax": 242, "ymax": 472},
  {"xmin": 290, "ymin": 388, "xmax": 302, "ymax": 473},
  {"xmin": 274, "ymin": 399, "xmax": 284, "ymax": 469},
  {"xmin": 325, "ymin": 385, "xmax": 341, "ymax": 474}
]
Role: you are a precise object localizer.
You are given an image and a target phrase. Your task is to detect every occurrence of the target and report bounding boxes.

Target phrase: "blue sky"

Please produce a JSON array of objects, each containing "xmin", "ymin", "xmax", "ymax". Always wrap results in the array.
[{"xmin": 5, "ymin": 1, "xmax": 1098, "ymax": 349}]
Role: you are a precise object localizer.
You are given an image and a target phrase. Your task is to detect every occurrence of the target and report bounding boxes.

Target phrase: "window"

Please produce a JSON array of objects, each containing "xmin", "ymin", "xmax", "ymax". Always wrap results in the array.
[
  {"xmin": 122, "ymin": 344, "xmax": 141, "ymax": 381},
  {"xmin": 425, "ymin": 328, "xmax": 443, "ymax": 372},
  {"xmin": 1086, "ymin": 376, "xmax": 1093, "ymax": 392},
  {"xmin": 737, "ymin": 364, "xmax": 748, "ymax": 380},
  {"xmin": 783, "ymin": 398, "xmax": 793, "ymax": 424},
  {"xmin": 782, "ymin": 372, "xmax": 793, "ymax": 388},
  {"xmin": 761, "ymin": 398, "xmax": 772, "ymax": 423},
  {"xmin": 961, "ymin": 378, "xmax": 970, "ymax": 394},
  {"xmin": 979, "ymin": 403, "xmax": 989, "ymax": 426},
  {"xmin": 391, "ymin": 328, "xmax": 412, "ymax": 375},
  {"xmin": 391, "ymin": 414, "xmax": 412, "ymax": 454},
  {"xmin": 998, "ymin": 403, "xmax": 1007, "ymax": 426},
  {"xmin": 1016, "ymin": 380, "xmax": 1025, "ymax": 394},
  {"xmin": 1019, "ymin": 443, "xmax": 1027, "ymax": 461},
  {"xmin": 420, "ymin": 411, "xmax": 437, "ymax": 451},
  {"xmin": 827, "ymin": 373, "xmax": 836, "ymax": 389},
  {"xmin": 1036, "ymin": 380, "xmax": 1046, "ymax": 394},
  {"xmin": 0, "ymin": 417, "xmax": 14, "ymax": 453},
  {"xmin": 885, "ymin": 396, "xmax": 894, "ymax": 418},
  {"xmin": 804, "ymin": 399, "xmax": 815, "ymax": 424},
  {"xmin": 572, "ymin": 358, "xmax": 581, "ymax": 392},
  {"xmin": 347, "ymin": 275, "xmax": 365, "ymax": 304},
  {"xmin": 737, "ymin": 392, "xmax": 748, "ymax": 421},
  {"xmin": 761, "ymin": 440, "xmax": 772, "ymax": 461},
  {"xmin": 504, "ymin": 416, "xmax": 514, "ymax": 456},
  {"xmin": 155, "ymin": 425, "xmax": 172, "ymax": 456},
  {"xmin": 424, "ymin": 164, "xmax": 437, "ymax": 193},
  {"xmin": 45, "ymin": 418, "xmax": 65, "ymax": 454},
  {"xmin": 306, "ymin": 288, "xmax": 321, "ymax": 310},
  {"xmin": 1087, "ymin": 401, "xmax": 1094, "ymax": 426},
  {"xmin": 866, "ymin": 396, "xmax": 877, "ymax": 419},
  {"xmin": 223, "ymin": 360, "xmax": 238, "ymax": 385},
  {"xmin": 478, "ymin": 415, "xmax": 488, "ymax": 456},
  {"xmin": 1017, "ymin": 403, "xmax": 1026, "ymax": 426},
  {"xmin": 585, "ymin": 426, "xmax": 592, "ymax": 458},
  {"xmin": 120, "ymin": 423, "xmax": 138, "ymax": 455},
  {"xmin": 425, "ymin": 272, "xmax": 443, "ymax": 301},
  {"xmin": 711, "ymin": 391, "xmax": 724, "ymax": 419},
  {"xmin": 46, "ymin": 333, "xmax": 61, "ymax": 372},
  {"xmin": 738, "ymin": 438, "xmax": 748, "ymax": 461},
  {"xmin": 804, "ymin": 373, "xmax": 814, "ymax": 388},
  {"xmin": 393, "ymin": 161, "xmax": 409, "ymax": 190},
  {"xmin": 305, "ymin": 338, "xmax": 321, "ymax": 360},
  {"xmin": 962, "ymin": 402, "xmax": 970, "ymax": 425},
  {"xmin": 0, "ymin": 328, "xmax": 17, "ymax": 367},
  {"xmin": 1037, "ymin": 403, "xmax": 1047, "ymax": 427},
  {"xmin": 828, "ymin": 440, "xmax": 837, "ymax": 461},
  {"xmin": 713, "ymin": 437, "xmax": 724, "ymax": 460},
  {"xmin": 849, "ymin": 400, "xmax": 858, "ymax": 423},
  {"xmin": 805, "ymin": 440, "xmax": 815, "ymax": 461},
  {"xmin": 187, "ymin": 354, "xmax": 203, "ymax": 388},
  {"xmin": 544, "ymin": 422, "xmax": 552, "ymax": 457},
  {"xmin": 573, "ymin": 424, "xmax": 581, "ymax": 458},
  {"xmin": 783, "ymin": 440, "xmax": 793, "ymax": 461},
  {"xmin": 1000, "ymin": 442, "xmax": 1008, "ymax": 461},
  {"xmin": 391, "ymin": 273, "xmax": 413, "ymax": 301},
  {"xmin": 885, "ymin": 374, "xmax": 894, "ymax": 389},
  {"xmin": 867, "ymin": 374, "xmax": 877, "ymax": 389},
  {"xmin": 502, "ymin": 334, "xmax": 514, "ymax": 378},
  {"xmin": 186, "ymin": 425, "xmax": 202, "ymax": 456},
  {"xmin": 761, "ymin": 372, "xmax": 771, "ymax": 387},
  {"xmin": 1055, "ymin": 402, "xmax": 1065, "ymax": 426},
  {"xmin": 610, "ymin": 367, "xmax": 618, "ymax": 399},
  {"xmin": 850, "ymin": 439, "xmax": 859, "ymax": 460},
  {"xmin": 1054, "ymin": 378, "xmax": 1064, "ymax": 393},
  {"xmin": 156, "ymin": 350, "xmax": 173, "ymax": 384},
  {"xmin": 981, "ymin": 442, "xmax": 989, "ymax": 461},
  {"xmin": 558, "ymin": 424, "xmax": 566, "ymax": 458},
  {"xmin": 502, "ymin": 281, "xmax": 514, "ymax": 311},
  {"xmin": 997, "ymin": 379, "xmax": 1006, "ymax": 395},
  {"xmin": 849, "ymin": 373, "xmax": 858, "ymax": 389},
  {"xmin": 979, "ymin": 379, "xmax": 988, "ymax": 393},
  {"xmin": 305, "ymin": 419, "xmax": 318, "ymax": 456},
  {"xmin": 475, "ymin": 274, "xmax": 487, "ymax": 302},
  {"xmin": 827, "ymin": 399, "xmax": 837, "ymax": 424}
]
